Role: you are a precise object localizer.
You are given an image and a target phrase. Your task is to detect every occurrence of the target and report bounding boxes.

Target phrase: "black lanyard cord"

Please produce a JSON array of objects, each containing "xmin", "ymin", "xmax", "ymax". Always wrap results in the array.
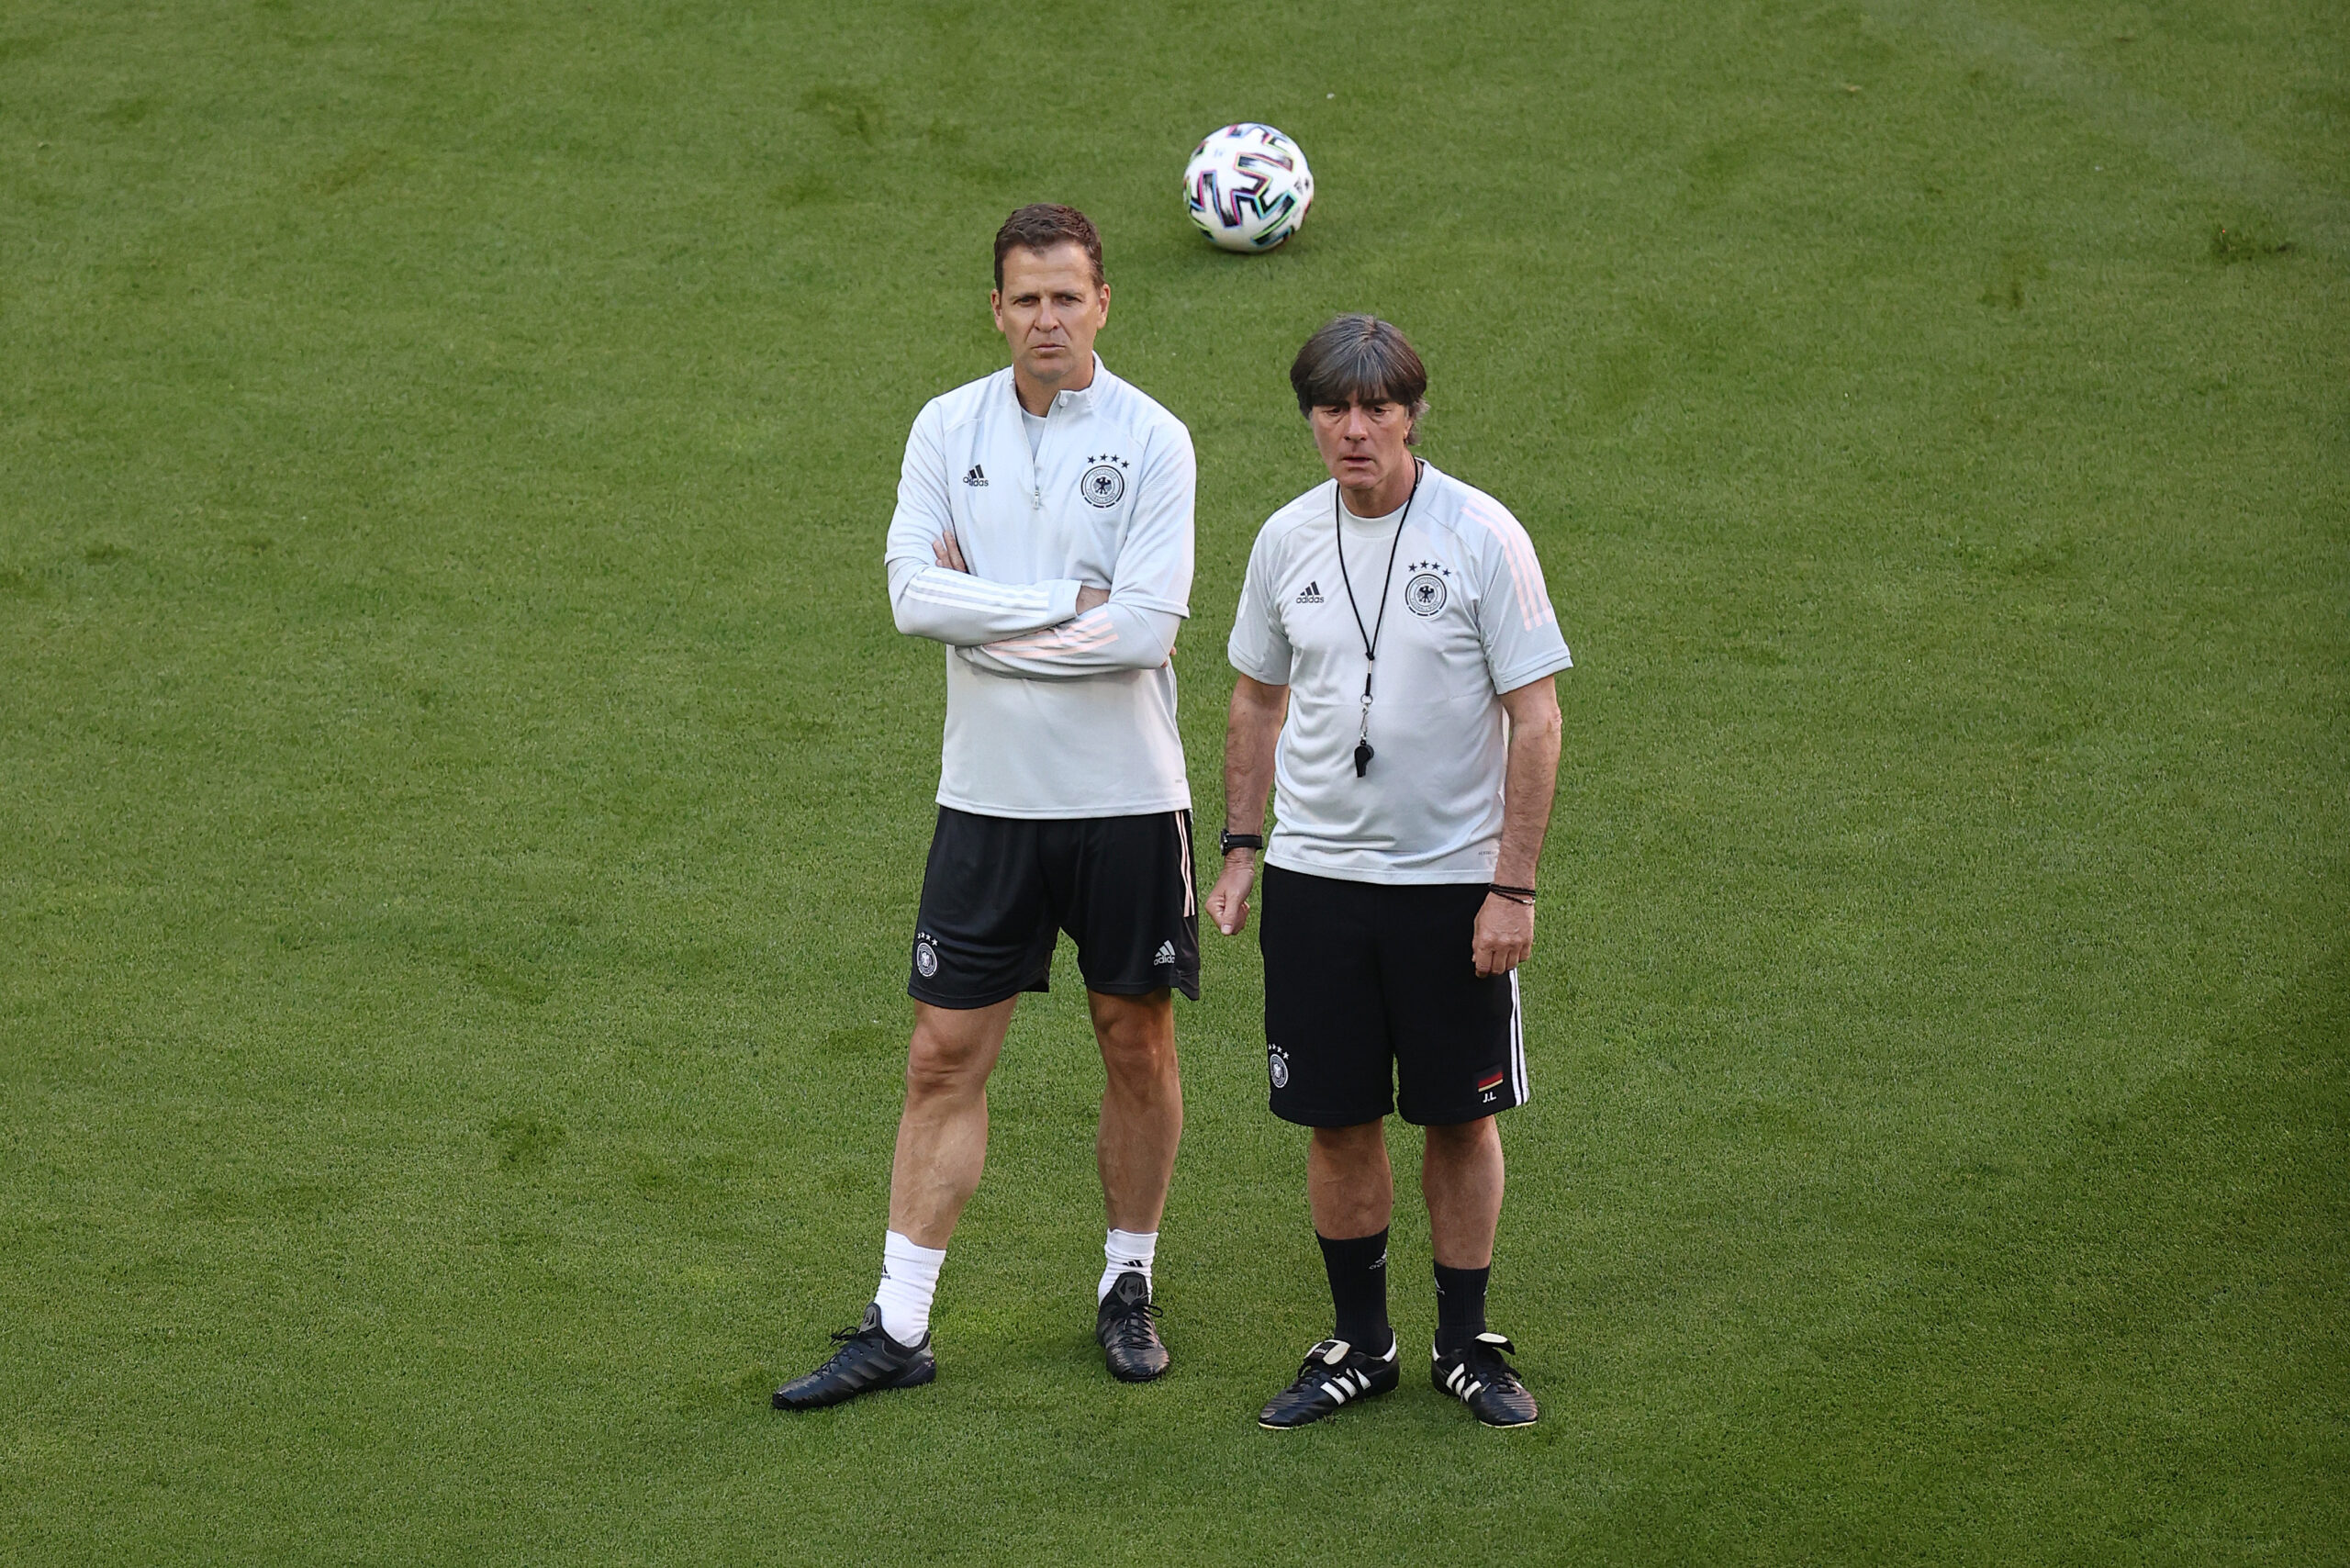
[{"xmin": 1333, "ymin": 459, "xmax": 1422, "ymax": 777}]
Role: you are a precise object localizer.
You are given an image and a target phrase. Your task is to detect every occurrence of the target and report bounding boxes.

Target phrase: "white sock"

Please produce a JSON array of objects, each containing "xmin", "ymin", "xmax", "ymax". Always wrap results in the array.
[
  {"xmin": 1098, "ymin": 1227, "xmax": 1158, "ymax": 1302},
  {"xmin": 874, "ymin": 1230, "xmax": 946, "ymax": 1345}
]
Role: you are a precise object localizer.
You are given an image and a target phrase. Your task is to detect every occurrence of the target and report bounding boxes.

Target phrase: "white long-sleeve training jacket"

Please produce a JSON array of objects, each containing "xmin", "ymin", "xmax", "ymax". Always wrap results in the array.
[{"xmin": 883, "ymin": 356, "xmax": 1195, "ymax": 819}]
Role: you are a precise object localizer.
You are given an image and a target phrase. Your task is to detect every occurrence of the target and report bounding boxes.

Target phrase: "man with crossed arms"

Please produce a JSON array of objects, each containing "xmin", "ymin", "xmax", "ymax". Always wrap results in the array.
[{"xmin": 777, "ymin": 204, "xmax": 1196, "ymax": 1410}]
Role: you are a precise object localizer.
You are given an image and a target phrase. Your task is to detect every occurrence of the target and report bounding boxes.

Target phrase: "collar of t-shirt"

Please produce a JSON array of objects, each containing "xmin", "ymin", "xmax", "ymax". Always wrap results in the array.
[
  {"xmin": 1338, "ymin": 489, "xmax": 1408, "ymax": 532},
  {"xmin": 1335, "ymin": 488, "xmax": 1412, "ymax": 620},
  {"xmin": 1021, "ymin": 406, "xmax": 1047, "ymax": 458}
]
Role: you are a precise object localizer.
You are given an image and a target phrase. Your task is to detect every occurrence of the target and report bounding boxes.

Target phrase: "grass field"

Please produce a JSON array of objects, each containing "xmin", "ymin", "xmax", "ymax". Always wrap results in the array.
[{"xmin": 4, "ymin": 0, "xmax": 2345, "ymax": 1562}]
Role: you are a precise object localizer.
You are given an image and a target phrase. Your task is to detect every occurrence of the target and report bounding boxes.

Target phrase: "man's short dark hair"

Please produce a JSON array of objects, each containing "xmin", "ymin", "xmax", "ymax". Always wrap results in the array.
[
  {"xmin": 1289, "ymin": 315, "xmax": 1430, "ymax": 444},
  {"xmin": 993, "ymin": 204, "xmax": 1105, "ymax": 290}
]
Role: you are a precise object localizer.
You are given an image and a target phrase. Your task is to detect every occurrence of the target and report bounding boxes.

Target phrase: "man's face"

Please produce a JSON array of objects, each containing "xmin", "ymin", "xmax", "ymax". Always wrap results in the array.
[
  {"xmin": 1309, "ymin": 398, "xmax": 1415, "ymax": 498},
  {"xmin": 991, "ymin": 244, "xmax": 1109, "ymax": 390}
]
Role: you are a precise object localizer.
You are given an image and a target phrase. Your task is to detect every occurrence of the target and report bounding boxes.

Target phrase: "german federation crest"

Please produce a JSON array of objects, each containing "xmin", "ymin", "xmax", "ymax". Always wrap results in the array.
[
  {"xmin": 1268, "ymin": 1045, "xmax": 1291, "ymax": 1089},
  {"xmin": 1405, "ymin": 571, "xmax": 1448, "ymax": 616},
  {"xmin": 1080, "ymin": 463, "xmax": 1126, "ymax": 508}
]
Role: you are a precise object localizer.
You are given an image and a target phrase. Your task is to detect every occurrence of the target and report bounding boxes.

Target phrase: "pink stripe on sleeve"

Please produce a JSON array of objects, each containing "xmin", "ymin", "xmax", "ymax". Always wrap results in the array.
[{"xmin": 1460, "ymin": 498, "xmax": 1554, "ymax": 631}]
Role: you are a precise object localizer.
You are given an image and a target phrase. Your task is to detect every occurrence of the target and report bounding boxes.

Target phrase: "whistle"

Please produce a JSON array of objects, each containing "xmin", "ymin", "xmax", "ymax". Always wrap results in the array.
[{"xmin": 1353, "ymin": 741, "xmax": 1373, "ymax": 778}]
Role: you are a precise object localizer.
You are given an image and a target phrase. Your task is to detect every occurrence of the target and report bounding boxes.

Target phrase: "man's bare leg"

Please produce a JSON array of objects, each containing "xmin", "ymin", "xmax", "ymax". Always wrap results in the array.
[
  {"xmin": 1421, "ymin": 1115, "xmax": 1530, "ymax": 1429},
  {"xmin": 1086, "ymin": 989, "xmax": 1182, "ymax": 1380},
  {"xmin": 1307, "ymin": 1120, "xmax": 1393, "ymax": 1238},
  {"xmin": 886, "ymin": 996, "xmax": 1019, "ymax": 1247},
  {"xmin": 773, "ymin": 997, "xmax": 1018, "ymax": 1408},
  {"xmin": 1088, "ymin": 988, "xmax": 1182, "ymax": 1234},
  {"xmin": 1254, "ymin": 1119, "xmax": 1403, "ymax": 1426},
  {"xmin": 1421, "ymin": 1116, "xmax": 1504, "ymax": 1269},
  {"xmin": 1305, "ymin": 1119, "xmax": 1395, "ymax": 1352}
]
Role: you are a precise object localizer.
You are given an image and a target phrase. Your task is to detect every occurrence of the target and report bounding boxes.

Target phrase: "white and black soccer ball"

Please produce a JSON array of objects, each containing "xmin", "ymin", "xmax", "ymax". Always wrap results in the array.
[{"xmin": 1182, "ymin": 123, "xmax": 1314, "ymax": 252}]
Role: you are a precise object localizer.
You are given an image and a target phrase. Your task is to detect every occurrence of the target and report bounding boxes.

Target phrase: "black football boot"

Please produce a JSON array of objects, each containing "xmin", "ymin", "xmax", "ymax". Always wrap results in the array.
[
  {"xmin": 1430, "ymin": 1330, "xmax": 1539, "ymax": 1428},
  {"xmin": 1095, "ymin": 1271, "xmax": 1170, "ymax": 1383},
  {"xmin": 772, "ymin": 1304, "xmax": 936, "ymax": 1411},
  {"xmin": 1257, "ymin": 1332, "xmax": 1400, "ymax": 1428}
]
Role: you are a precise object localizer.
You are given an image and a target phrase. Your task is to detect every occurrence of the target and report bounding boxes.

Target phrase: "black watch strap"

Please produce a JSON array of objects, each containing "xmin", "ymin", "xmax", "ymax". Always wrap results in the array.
[{"xmin": 1220, "ymin": 830, "xmax": 1264, "ymax": 857}]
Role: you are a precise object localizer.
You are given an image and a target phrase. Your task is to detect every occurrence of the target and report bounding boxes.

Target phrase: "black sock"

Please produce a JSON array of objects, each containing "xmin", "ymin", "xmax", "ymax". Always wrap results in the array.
[
  {"xmin": 1433, "ymin": 1262, "xmax": 1490, "ymax": 1356},
  {"xmin": 1316, "ymin": 1229, "xmax": 1391, "ymax": 1350}
]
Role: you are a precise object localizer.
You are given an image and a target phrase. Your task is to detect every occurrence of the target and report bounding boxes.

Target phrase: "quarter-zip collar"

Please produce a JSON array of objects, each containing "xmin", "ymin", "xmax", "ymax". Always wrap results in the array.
[
  {"xmin": 1006, "ymin": 353, "xmax": 1108, "ymax": 420},
  {"xmin": 1006, "ymin": 354, "xmax": 1111, "ymax": 511}
]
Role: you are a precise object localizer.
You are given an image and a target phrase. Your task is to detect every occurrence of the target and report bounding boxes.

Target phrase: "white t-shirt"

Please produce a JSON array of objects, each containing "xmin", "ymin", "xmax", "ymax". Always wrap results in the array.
[
  {"xmin": 884, "ymin": 357, "xmax": 1195, "ymax": 819},
  {"xmin": 1226, "ymin": 462, "xmax": 1572, "ymax": 883}
]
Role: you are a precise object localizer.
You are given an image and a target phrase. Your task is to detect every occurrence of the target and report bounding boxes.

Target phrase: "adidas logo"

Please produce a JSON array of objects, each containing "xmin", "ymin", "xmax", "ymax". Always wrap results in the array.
[
  {"xmin": 962, "ymin": 465, "xmax": 988, "ymax": 487},
  {"xmin": 1294, "ymin": 580, "xmax": 1324, "ymax": 603},
  {"xmin": 1153, "ymin": 939, "xmax": 1177, "ymax": 967}
]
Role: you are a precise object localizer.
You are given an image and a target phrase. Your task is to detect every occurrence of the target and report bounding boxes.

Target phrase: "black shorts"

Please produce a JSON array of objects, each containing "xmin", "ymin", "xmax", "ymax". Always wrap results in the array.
[
  {"xmin": 1259, "ymin": 864, "xmax": 1528, "ymax": 1127},
  {"xmin": 908, "ymin": 806, "xmax": 1201, "ymax": 1009}
]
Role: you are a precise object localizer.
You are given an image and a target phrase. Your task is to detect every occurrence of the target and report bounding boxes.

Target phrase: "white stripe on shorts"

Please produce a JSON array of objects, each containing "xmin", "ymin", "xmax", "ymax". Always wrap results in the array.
[
  {"xmin": 1508, "ymin": 969, "xmax": 1529, "ymax": 1104},
  {"xmin": 1176, "ymin": 812, "xmax": 1195, "ymax": 918}
]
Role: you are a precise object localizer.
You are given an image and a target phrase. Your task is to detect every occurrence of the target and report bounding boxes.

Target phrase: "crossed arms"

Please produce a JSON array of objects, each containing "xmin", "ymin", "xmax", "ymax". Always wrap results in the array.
[
  {"xmin": 881, "ymin": 405, "xmax": 1193, "ymax": 678},
  {"xmin": 885, "ymin": 540, "xmax": 1180, "ymax": 679}
]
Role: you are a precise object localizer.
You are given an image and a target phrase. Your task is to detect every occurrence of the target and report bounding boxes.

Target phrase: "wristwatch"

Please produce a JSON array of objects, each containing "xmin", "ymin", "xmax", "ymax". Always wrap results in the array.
[{"xmin": 1219, "ymin": 830, "xmax": 1264, "ymax": 857}]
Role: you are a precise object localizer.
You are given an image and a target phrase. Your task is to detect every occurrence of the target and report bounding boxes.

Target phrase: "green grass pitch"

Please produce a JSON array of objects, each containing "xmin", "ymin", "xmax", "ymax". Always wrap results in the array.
[{"xmin": 3, "ymin": 0, "xmax": 2344, "ymax": 1561}]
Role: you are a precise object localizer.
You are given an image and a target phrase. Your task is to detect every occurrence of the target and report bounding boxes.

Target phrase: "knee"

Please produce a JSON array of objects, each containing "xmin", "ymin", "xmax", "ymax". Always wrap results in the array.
[
  {"xmin": 1094, "ymin": 996, "xmax": 1178, "ymax": 1083},
  {"xmin": 1310, "ymin": 1120, "xmax": 1388, "ymax": 1170},
  {"xmin": 1423, "ymin": 1115, "xmax": 1500, "ymax": 1164},
  {"xmin": 1101, "ymin": 1038, "xmax": 1179, "ymax": 1101},
  {"xmin": 904, "ymin": 1029, "xmax": 989, "ymax": 1102}
]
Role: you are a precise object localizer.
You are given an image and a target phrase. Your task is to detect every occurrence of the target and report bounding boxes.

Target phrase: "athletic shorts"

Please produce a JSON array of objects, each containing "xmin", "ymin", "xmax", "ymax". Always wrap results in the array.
[
  {"xmin": 1259, "ymin": 864, "xmax": 1528, "ymax": 1127},
  {"xmin": 908, "ymin": 806, "xmax": 1201, "ymax": 1009}
]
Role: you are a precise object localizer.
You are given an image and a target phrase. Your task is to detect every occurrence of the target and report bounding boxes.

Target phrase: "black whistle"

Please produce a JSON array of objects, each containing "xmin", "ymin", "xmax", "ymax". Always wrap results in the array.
[{"xmin": 1353, "ymin": 741, "xmax": 1373, "ymax": 778}]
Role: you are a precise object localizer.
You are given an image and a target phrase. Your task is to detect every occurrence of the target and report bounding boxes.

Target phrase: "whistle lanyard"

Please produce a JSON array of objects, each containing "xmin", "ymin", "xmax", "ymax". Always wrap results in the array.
[{"xmin": 1333, "ymin": 460, "xmax": 1423, "ymax": 778}]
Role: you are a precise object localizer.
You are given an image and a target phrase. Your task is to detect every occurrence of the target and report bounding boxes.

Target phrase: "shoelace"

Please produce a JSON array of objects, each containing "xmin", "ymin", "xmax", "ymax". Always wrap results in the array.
[
  {"xmin": 1103, "ymin": 1298, "xmax": 1163, "ymax": 1344},
  {"xmin": 1471, "ymin": 1340, "xmax": 1522, "ymax": 1382},
  {"xmin": 817, "ymin": 1322, "xmax": 885, "ymax": 1372}
]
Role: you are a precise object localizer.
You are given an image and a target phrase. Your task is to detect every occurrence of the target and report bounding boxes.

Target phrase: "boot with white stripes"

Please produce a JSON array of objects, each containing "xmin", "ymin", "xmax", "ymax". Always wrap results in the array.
[
  {"xmin": 1257, "ymin": 1332, "xmax": 1401, "ymax": 1429},
  {"xmin": 1431, "ymin": 1331, "xmax": 1539, "ymax": 1428}
]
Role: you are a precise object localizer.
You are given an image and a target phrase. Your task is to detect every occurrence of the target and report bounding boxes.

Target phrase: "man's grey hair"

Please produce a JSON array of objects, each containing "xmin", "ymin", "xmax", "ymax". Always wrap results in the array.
[{"xmin": 1289, "ymin": 314, "xmax": 1430, "ymax": 445}]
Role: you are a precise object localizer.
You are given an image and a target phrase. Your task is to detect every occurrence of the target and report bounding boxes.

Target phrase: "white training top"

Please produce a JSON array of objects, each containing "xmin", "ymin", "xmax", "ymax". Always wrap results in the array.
[
  {"xmin": 1226, "ymin": 461, "xmax": 1572, "ymax": 883},
  {"xmin": 884, "ymin": 357, "xmax": 1195, "ymax": 819}
]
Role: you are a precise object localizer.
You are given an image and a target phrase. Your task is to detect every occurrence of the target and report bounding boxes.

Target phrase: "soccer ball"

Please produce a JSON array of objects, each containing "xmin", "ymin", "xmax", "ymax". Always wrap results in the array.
[{"xmin": 1182, "ymin": 124, "xmax": 1314, "ymax": 252}]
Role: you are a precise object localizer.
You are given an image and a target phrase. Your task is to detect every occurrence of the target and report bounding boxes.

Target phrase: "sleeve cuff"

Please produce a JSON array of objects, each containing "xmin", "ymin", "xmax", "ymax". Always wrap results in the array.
[
  {"xmin": 1492, "ymin": 649, "xmax": 1574, "ymax": 691},
  {"xmin": 1226, "ymin": 643, "xmax": 1292, "ymax": 684},
  {"xmin": 1111, "ymin": 591, "xmax": 1192, "ymax": 619}
]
